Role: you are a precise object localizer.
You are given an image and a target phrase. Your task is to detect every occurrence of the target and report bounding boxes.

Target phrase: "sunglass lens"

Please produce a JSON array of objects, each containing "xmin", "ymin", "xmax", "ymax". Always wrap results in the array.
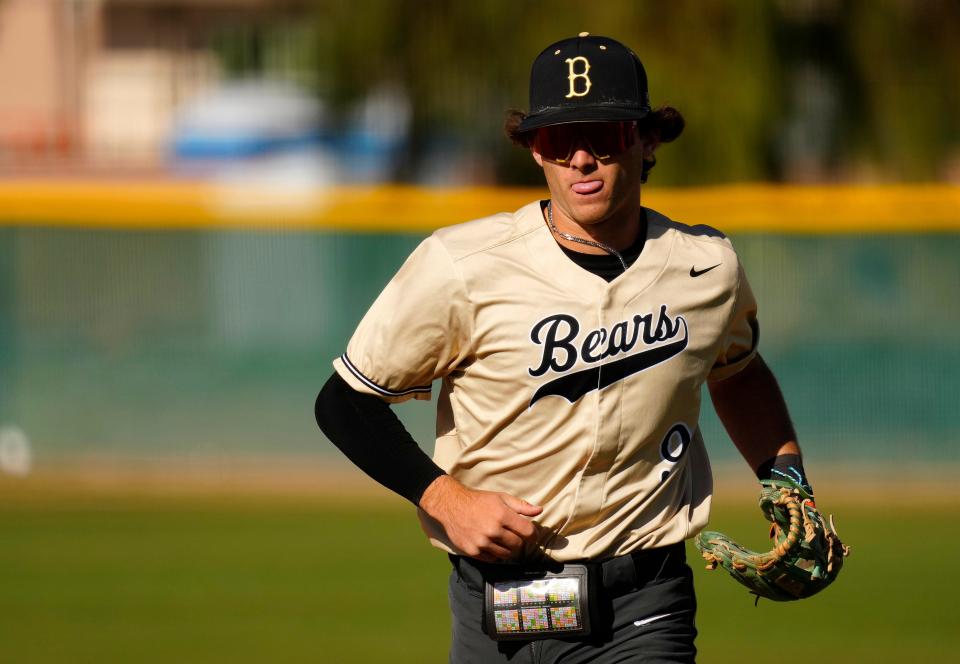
[
  {"xmin": 534, "ymin": 123, "xmax": 635, "ymax": 162},
  {"xmin": 581, "ymin": 123, "xmax": 636, "ymax": 159},
  {"xmin": 533, "ymin": 125, "xmax": 576, "ymax": 161}
]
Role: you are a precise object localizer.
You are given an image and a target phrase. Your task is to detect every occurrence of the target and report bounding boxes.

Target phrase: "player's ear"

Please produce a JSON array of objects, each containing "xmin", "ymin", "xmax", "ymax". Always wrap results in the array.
[
  {"xmin": 640, "ymin": 137, "xmax": 659, "ymax": 161},
  {"xmin": 531, "ymin": 147, "xmax": 545, "ymax": 168},
  {"xmin": 637, "ymin": 122, "xmax": 660, "ymax": 161}
]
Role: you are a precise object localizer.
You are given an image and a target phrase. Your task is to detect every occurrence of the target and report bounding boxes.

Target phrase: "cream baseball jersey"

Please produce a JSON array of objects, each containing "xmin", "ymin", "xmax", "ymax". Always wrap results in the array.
[{"xmin": 333, "ymin": 200, "xmax": 758, "ymax": 562}]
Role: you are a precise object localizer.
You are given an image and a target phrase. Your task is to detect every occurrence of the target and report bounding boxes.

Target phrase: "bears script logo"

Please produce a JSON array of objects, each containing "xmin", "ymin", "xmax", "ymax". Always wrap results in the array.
[{"xmin": 528, "ymin": 305, "xmax": 688, "ymax": 406}]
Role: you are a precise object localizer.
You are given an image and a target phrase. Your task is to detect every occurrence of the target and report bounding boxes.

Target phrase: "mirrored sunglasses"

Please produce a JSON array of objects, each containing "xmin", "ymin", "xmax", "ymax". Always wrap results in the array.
[{"xmin": 532, "ymin": 122, "xmax": 637, "ymax": 163}]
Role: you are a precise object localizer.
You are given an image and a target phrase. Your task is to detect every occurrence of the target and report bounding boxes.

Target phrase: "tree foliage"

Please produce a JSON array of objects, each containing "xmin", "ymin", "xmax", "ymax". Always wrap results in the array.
[{"xmin": 225, "ymin": 0, "xmax": 960, "ymax": 185}]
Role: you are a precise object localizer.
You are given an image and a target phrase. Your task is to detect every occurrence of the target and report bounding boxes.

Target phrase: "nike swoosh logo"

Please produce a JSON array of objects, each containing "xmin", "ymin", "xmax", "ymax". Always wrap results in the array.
[
  {"xmin": 529, "ymin": 320, "xmax": 688, "ymax": 406},
  {"xmin": 689, "ymin": 264, "xmax": 720, "ymax": 277},
  {"xmin": 634, "ymin": 612, "xmax": 675, "ymax": 627}
]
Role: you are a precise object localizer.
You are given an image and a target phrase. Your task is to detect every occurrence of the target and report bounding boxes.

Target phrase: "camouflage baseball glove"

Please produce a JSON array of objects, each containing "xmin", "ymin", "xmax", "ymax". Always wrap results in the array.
[{"xmin": 695, "ymin": 478, "xmax": 850, "ymax": 602}]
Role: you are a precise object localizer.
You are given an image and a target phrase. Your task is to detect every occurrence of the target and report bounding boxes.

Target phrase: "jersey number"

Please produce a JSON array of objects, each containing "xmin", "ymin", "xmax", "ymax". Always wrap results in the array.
[{"xmin": 659, "ymin": 423, "xmax": 691, "ymax": 483}]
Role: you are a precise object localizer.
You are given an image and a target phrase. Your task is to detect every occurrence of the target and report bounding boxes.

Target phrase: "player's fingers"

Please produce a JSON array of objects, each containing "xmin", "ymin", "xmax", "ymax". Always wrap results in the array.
[
  {"xmin": 499, "ymin": 493, "xmax": 543, "ymax": 517},
  {"xmin": 469, "ymin": 550, "xmax": 500, "ymax": 563},
  {"xmin": 457, "ymin": 525, "xmax": 517, "ymax": 562},
  {"xmin": 478, "ymin": 539, "xmax": 515, "ymax": 561},
  {"xmin": 491, "ymin": 527, "xmax": 525, "ymax": 554},
  {"xmin": 500, "ymin": 508, "xmax": 538, "ymax": 541}
]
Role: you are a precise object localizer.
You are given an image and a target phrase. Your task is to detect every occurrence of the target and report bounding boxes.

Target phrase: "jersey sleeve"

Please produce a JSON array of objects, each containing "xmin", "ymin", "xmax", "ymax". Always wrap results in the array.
[
  {"xmin": 332, "ymin": 234, "xmax": 473, "ymax": 403},
  {"xmin": 707, "ymin": 259, "xmax": 759, "ymax": 381}
]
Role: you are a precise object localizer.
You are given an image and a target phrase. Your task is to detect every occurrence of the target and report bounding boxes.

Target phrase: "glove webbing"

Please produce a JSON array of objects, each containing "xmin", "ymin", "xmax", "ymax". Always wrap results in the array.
[{"xmin": 702, "ymin": 488, "xmax": 803, "ymax": 574}]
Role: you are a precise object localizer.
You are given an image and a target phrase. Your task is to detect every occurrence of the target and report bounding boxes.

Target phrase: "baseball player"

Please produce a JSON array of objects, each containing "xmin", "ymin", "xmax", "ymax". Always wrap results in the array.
[{"xmin": 316, "ymin": 33, "xmax": 811, "ymax": 663}]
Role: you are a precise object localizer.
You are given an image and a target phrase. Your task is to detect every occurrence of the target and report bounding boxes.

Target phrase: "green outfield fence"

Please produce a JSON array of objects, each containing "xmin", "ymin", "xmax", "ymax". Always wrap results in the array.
[{"xmin": 0, "ymin": 182, "xmax": 957, "ymax": 467}]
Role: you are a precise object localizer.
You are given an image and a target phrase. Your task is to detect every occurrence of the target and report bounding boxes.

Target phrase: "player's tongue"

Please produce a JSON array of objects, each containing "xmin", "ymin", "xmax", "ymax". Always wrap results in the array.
[{"xmin": 572, "ymin": 180, "xmax": 603, "ymax": 195}]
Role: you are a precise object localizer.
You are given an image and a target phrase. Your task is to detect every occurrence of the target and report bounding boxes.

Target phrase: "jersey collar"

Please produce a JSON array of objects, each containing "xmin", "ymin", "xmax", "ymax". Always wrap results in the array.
[{"xmin": 519, "ymin": 200, "xmax": 676, "ymax": 305}]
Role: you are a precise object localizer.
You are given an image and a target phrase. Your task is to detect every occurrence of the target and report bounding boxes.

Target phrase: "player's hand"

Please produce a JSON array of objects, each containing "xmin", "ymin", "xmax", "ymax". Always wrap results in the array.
[{"xmin": 419, "ymin": 475, "xmax": 543, "ymax": 562}]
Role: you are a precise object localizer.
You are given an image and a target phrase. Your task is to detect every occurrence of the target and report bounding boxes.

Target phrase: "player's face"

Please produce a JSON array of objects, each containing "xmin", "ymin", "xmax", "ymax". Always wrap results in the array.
[{"xmin": 530, "ymin": 122, "xmax": 652, "ymax": 229}]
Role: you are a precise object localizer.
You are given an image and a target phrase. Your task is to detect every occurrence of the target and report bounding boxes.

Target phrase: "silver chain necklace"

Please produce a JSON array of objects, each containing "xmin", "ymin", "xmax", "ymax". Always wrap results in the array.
[{"xmin": 546, "ymin": 200, "xmax": 628, "ymax": 272}]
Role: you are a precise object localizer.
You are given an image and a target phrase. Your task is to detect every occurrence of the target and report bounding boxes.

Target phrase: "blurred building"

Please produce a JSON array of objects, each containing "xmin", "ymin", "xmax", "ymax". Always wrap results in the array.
[{"xmin": 0, "ymin": 0, "xmax": 309, "ymax": 173}]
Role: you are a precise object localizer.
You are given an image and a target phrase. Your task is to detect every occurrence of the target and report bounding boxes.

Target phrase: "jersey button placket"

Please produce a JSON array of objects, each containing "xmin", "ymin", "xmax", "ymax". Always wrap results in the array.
[
  {"xmin": 593, "ymin": 298, "xmax": 619, "ymax": 493},
  {"xmin": 573, "ymin": 301, "xmax": 616, "ymax": 536}
]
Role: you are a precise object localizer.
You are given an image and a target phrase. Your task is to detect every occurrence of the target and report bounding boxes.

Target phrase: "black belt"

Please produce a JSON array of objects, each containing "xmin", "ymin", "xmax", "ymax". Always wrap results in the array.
[{"xmin": 450, "ymin": 541, "xmax": 687, "ymax": 601}]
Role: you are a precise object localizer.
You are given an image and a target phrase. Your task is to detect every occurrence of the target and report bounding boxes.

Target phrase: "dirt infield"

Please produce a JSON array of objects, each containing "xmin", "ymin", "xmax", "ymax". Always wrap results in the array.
[
  {"xmin": 0, "ymin": 456, "xmax": 393, "ymax": 505},
  {"xmin": 1, "ymin": 456, "xmax": 957, "ymax": 507}
]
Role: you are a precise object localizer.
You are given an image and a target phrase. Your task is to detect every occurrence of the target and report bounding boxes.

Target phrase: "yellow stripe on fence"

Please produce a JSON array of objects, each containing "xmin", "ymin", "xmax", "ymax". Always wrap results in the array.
[{"xmin": 0, "ymin": 180, "xmax": 957, "ymax": 233}]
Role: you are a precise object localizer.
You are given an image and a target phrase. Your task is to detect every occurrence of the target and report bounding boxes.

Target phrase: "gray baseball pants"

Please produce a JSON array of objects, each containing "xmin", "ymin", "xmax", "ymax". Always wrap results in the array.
[{"xmin": 447, "ymin": 543, "xmax": 697, "ymax": 663}]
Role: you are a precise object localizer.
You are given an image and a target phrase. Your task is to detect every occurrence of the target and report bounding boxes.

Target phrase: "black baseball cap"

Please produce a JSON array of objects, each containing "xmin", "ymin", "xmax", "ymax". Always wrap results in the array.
[{"xmin": 517, "ymin": 33, "xmax": 652, "ymax": 132}]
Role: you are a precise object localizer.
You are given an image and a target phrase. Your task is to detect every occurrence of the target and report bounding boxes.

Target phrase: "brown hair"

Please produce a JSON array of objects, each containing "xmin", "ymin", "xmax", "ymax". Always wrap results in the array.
[{"xmin": 504, "ymin": 106, "xmax": 685, "ymax": 183}]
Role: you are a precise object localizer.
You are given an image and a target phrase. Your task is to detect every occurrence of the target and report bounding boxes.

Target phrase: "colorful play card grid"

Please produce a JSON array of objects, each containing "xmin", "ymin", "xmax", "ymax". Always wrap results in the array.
[
  {"xmin": 494, "ymin": 609, "xmax": 522, "ymax": 632},
  {"xmin": 520, "ymin": 607, "xmax": 550, "ymax": 630},
  {"xmin": 550, "ymin": 606, "xmax": 580, "ymax": 629},
  {"xmin": 493, "ymin": 585, "xmax": 518, "ymax": 606},
  {"xmin": 492, "ymin": 577, "xmax": 582, "ymax": 634},
  {"xmin": 518, "ymin": 578, "xmax": 578, "ymax": 604}
]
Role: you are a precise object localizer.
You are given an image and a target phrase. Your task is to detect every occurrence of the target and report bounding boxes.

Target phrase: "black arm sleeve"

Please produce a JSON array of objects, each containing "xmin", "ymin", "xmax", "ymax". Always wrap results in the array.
[{"xmin": 314, "ymin": 372, "xmax": 446, "ymax": 505}]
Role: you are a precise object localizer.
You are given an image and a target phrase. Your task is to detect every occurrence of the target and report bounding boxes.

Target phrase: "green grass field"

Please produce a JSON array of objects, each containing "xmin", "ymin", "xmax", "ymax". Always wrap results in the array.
[{"xmin": 1, "ymin": 473, "xmax": 956, "ymax": 663}]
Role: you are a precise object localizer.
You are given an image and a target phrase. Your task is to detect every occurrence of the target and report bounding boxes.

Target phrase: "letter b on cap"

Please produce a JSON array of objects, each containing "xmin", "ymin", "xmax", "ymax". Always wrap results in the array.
[{"xmin": 565, "ymin": 56, "xmax": 592, "ymax": 98}]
